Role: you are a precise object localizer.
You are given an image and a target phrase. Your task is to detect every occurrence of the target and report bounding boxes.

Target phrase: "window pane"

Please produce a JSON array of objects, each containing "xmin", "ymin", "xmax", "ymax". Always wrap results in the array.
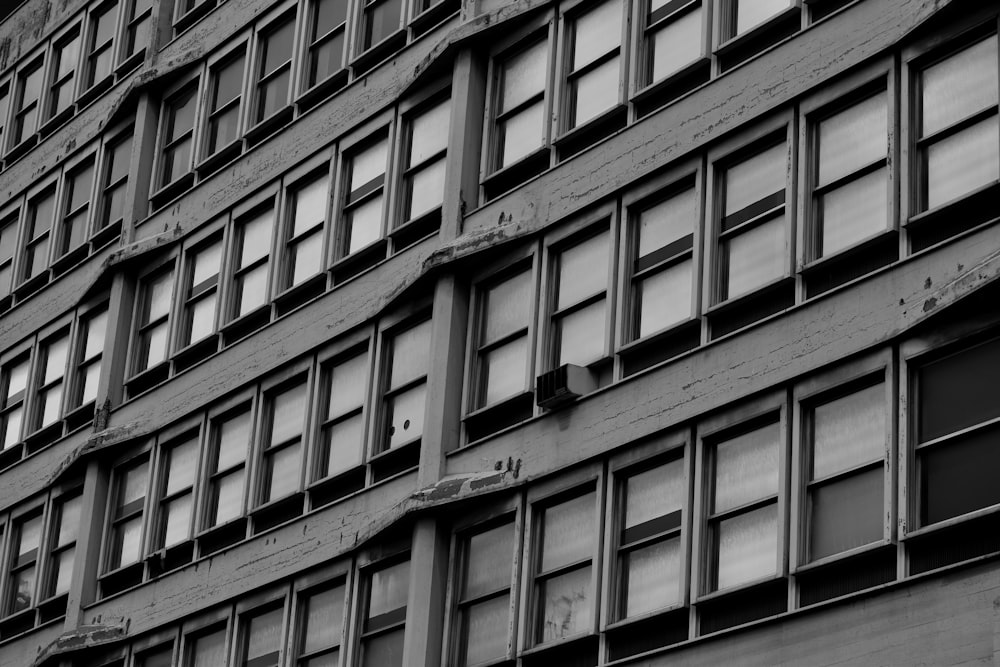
[
  {"xmin": 650, "ymin": 6, "xmax": 702, "ymax": 82},
  {"xmin": 39, "ymin": 385, "xmax": 63, "ymax": 427},
  {"xmin": 734, "ymin": 0, "xmax": 791, "ymax": 35},
  {"xmin": 163, "ymin": 495, "xmax": 192, "ymax": 547},
  {"xmin": 637, "ymin": 260, "xmax": 692, "ymax": 337},
  {"xmin": 324, "ymin": 413, "xmax": 364, "ymax": 475},
  {"xmin": 464, "ymin": 522, "xmax": 514, "ymax": 599},
  {"xmin": 499, "ymin": 101, "xmax": 545, "ymax": 168},
  {"xmin": 407, "ymin": 160, "xmax": 446, "ymax": 219},
  {"xmin": 315, "ymin": 0, "xmax": 348, "ymax": 34},
  {"xmin": 926, "ymin": 116, "xmax": 999, "ymax": 209},
  {"xmin": 293, "ymin": 178, "xmax": 328, "ymax": 237},
  {"xmin": 715, "ymin": 503, "xmax": 777, "ymax": 589},
  {"xmin": 713, "ymin": 421, "xmax": 779, "ymax": 513},
  {"xmin": 240, "ymin": 210, "xmax": 274, "ymax": 267},
  {"xmin": 482, "ymin": 270, "xmax": 531, "ymax": 345},
  {"xmin": 188, "ymin": 294, "xmax": 217, "ymax": 343},
  {"xmin": 302, "ymin": 585, "xmax": 345, "ymax": 654},
  {"xmin": 572, "ymin": 0, "xmax": 621, "ymax": 70},
  {"xmin": 246, "ymin": 607, "xmax": 283, "ymax": 665},
  {"xmin": 921, "ymin": 36, "xmax": 998, "ymax": 137},
  {"xmin": 328, "ymin": 353, "xmax": 368, "ymax": 417},
  {"xmin": 6, "ymin": 359, "xmax": 29, "ymax": 400},
  {"xmin": 115, "ymin": 516, "xmax": 143, "ymax": 568},
  {"xmin": 50, "ymin": 547, "xmax": 74, "ymax": 596},
  {"xmin": 257, "ymin": 69, "xmax": 290, "ymax": 122},
  {"xmin": 501, "ymin": 41, "xmax": 547, "ymax": 113},
  {"xmin": 141, "ymin": 322, "xmax": 169, "ymax": 368},
  {"xmin": 191, "ymin": 241, "xmax": 222, "ymax": 289},
  {"xmin": 9, "ymin": 566, "xmax": 36, "ymax": 612},
  {"xmin": 236, "ymin": 264, "xmax": 269, "ymax": 316},
  {"xmin": 638, "ymin": 188, "xmax": 695, "ymax": 258},
  {"xmin": 410, "ymin": 100, "xmax": 450, "ymax": 166},
  {"xmin": 363, "ymin": 0, "xmax": 401, "ymax": 49},
  {"xmin": 725, "ymin": 214, "xmax": 785, "ymax": 298},
  {"xmin": 3, "ymin": 407, "xmax": 23, "ymax": 449},
  {"xmin": 165, "ymin": 438, "xmax": 198, "ymax": 496},
  {"xmin": 389, "ymin": 320, "xmax": 431, "ymax": 388},
  {"xmin": 43, "ymin": 336, "xmax": 69, "ymax": 383},
  {"xmin": 387, "ymin": 383, "xmax": 425, "ymax": 448},
  {"xmin": 540, "ymin": 492, "xmax": 593, "ymax": 572},
  {"xmin": 291, "ymin": 234, "xmax": 323, "ymax": 285},
  {"xmin": 361, "ymin": 627, "xmax": 404, "ymax": 667},
  {"xmin": 623, "ymin": 459, "xmax": 684, "ymax": 533},
  {"xmin": 261, "ymin": 20, "xmax": 295, "ymax": 75},
  {"xmin": 212, "ymin": 471, "xmax": 244, "ymax": 525},
  {"xmin": 921, "ymin": 421, "xmax": 1000, "ymax": 525},
  {"xmin": 351, "ymin": 139, "xmax": 388, "ymax": 193},
  {"xmin": 270, "ymin": 382, "xmax": 307, "ymax": 445},
  {"xmin": 725, "ymin": 143, "xmax": 786, "ymax": 216},
  {"xmin": 538, "ymin": 565, "xmax": 591, "ymax": 642},
  {"xmin": 818, "ymin": 94, "xmax": 887, "ymax": 186},
  {"xmin": 217, "ymin": 413, "xmax": 251, "ymax": 471},
  {"xmin": 264, "ymin": 442, "xmax": 300, "ymax": 501},
  {"xmin": 347, "ymin": 196, "xmax": 383, "ymax": 253},
  {"xmin": 461, "ymin": 595, "xmax": 510, "ymax": 665},
  {"xmin": 139, "ymin": 648, "xmax": 173, "ymax": 667},
  {"xmin": 809, "ymin": 467, "xmax": 882, "ymax": 560},
  {"xmin": 118, "ymin": 461, "xmax": 149, "ymax": 514},
  {"xmin": 811, "ymin": 383, "xmax": 885, "ymax": 480},
  {"xmin": 622, "ymin": 537, "xmax": 680, "ymax": 616},
  {"xmin": 918, "ymin": 337, "xmax": 1000, "ymax": 442},
  {"xmin": 368, "ymin": 560, "xmax": 409, "ymax": 621},
  {"xmin": 572, "ymin": 55, "xmax": 620, "ymax": 127},
  {"xmin": 17, "ymin": 514, "xmax": 42, "ymax": 558},
  {"xmin": 56, "ymin": 496, "xmax": 82, "ymax": 547},
  {"xmin": 557, "ymin": 300, "xmax": 605, "ymax": 367},
  {"xmin": 557, "ymin": 233, "xmax": 608, "ymax": 310},
  {"xmin": 819, "ymin": 167, "xmax": 888, "ymax": 256},
  {"xmin": 310, "ymin": 31, "xmax": 346, "ymax": 86},
  {"xmin": 144, "ymin": 271, "xmax": 174, "ymax": 323},
  {"xmin": 482, "ymin": 336, "xmax": 527, "ymax": 405},
  {"xmin": 191, "ymin": 629, "xmax": 227, "ymax": 667}
]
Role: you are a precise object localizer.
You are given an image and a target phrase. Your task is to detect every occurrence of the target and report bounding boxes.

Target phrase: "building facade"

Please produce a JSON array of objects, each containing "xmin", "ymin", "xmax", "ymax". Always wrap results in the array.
[{"xmin": 0, "ymin": 0, "xmax": 997, "ymax": 664}]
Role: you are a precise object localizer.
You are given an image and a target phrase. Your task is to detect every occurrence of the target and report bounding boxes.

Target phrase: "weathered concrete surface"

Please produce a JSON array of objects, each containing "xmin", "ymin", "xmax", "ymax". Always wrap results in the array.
[
  {"xmin": 0, "ymin": 0, "xmax": 89, "ymax": 71},
  {"xmin": 31, "ymin": 621, "xmax": 128, "ymax": 667}
]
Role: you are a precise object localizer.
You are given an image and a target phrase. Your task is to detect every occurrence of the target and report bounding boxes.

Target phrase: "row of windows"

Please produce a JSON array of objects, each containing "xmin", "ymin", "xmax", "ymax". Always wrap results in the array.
[
  {"xmin": 0, "ymin": 295, "xmax": 109, "ymax": 471},
  {"xmin": 127, "ymin": 86, "xmax": 448, "ymax": 394},
  {"xmin": 0, "ymin": 118, "xmax": 132, "ymax": 308},
  {"xmin": 0, "ymin": 0, "xmax": 147, "ymax": 167},
  {"xmin": 465, "ymin": 27, "xmax": 1000, "ymax": 441},
  {"xmin": 101, "ymin": 310, "xmax": 431, "ymax": 597}
]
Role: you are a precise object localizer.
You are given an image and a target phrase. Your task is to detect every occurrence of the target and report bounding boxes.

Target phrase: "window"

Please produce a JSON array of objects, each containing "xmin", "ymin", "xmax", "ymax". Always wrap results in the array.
[
  {"xmin": 316, "ymin": 350, "xmax": 368, "ymax": 480},
  {"xmin": 0, "ymin": 81, "xmax": 10, "ymax": 150},
  {"xmin": 804, "ymin": 382, "xmax": 885, "ymax": 561},
  {"xmin": 360, "ymin": 0, "xmax": 403, "ymax": 53},
  {"xmin": 629, "ymin": 183, "xmax": 696, "ymax": 340},
  {"xmin": 57, "ymin": 157, "xmax": 96, "ymax": 258},
  {"xmin": 454, "ymin": 520, "xmax": 515, "ymax": 666},
  {"xmin": 616, "ymin": 457, "xmax": 684, "ymax": 618},
  {"xmin": 915, "ymin": 336, "xmax": 1000, "ymax": 526},
  {"xmin": 186, "ymin": 626, "xmax": 228, "ymax": 667},
  {"xmin": 105, "ymin": 457, "xmax": 149, "ymax": 572},
  {"xmin": 46, "ymin": 30, "xmax": 81, "ymax": 122},
  {"xmin": 716, "ymin": 140, "xmax": 787, "ymax": 302},
  {"xmin": 340, "ymin": 136, "xmax": 388, "ymax": 257},
  {"xmin": 43, "ymin": 493, "xmax": 81, "ymax": 601},
  {"xmin": 360, "ymin": 557, "xmax": 409, "ymax": 667},
  {"xmin": 0, "ymin": 210, "xmax": 17, "ymax": 300},
  {"xmin": 230, "ymin": 207, "xmax": 275, "ymax": 321},
  {"xmin": 282, "ymin": 176, "xmax": 328, "ymax": 292},
  {"xmin": 533, "ymin": 490, "xmax": 595, "ymax": 645},
  {"xmin": 916, "ymin": 34, "xmax": 998, "ymax": 212},
  {"xmin": 400, "ymin": 97, "xmax": 450, "ymax": 226},
  {"xmin": 258, "ymin": 380, "xmax": 307, "ymax": 505},
  {"xmin": 0, "ymin": 357, "xmax": 29, "ymax": 451},
  {"xmin": 204, "ymin": 50, "xmax": 247, "ymax": 160},
  {"xmin": 304, "ymin": 0, "xmax": 349, "ymax": 90},
  {"xmin": 137, "ymin": 645, "xmax": 174, "ymax": 667},
  {"xmin": 132, "ymin": 268, "xmax": 175, "ymax": 376},
  {"xmin": 99, "ymin": 130, "xmax": 132, "ymax": 231},
  {"xmin": 473, "ymin": 268, "xmax": 532, "ymax": 410},
  {"xmin": 564, "ymin": 0, "xmax": 623, "ymax": 130},
  {"xmin": 11, "ymin": 59, "xmax": 44, "ymax": 148},
  {"xmin": 297, "ymin": 581, "xmax": 346, "ymax": 665},
  {"xmin": 204, "ymin": 409, "xmax": 252, "ymax": 529},
  {"xmin": 811, "ymin": 92, "xmax": 888, "ymax": 258},
  {"xmin": 31, "ymin": 331, "xmax": 69, "ymax": 433},
  {"xmin": 705, "ymin": 419, "xmax": 780, "ymax": 592},
  {"xmin": 721, "ymin": 0, "xmax": 794, "ymax": 40},
  {"xmin": 4, "ymin": 511, "xmax": 42, "ymax": 615},
  {"xmin": 121, "ymin": 0, "xmax": 153, "ymax": 63},
  {"xmin": 493, "ymin": 38, "xmax": 548, "ymax": 171},
  {"xmin": 253, "ymin": 17, "xmax": 295, "ymax": 127},
  {"xmin": 71, "ymin": 306, "xmax": 107, "ymax": 410},
  {"xmin": 238, "ymin": 606, "xmax": 283, "ymax": 667},
  {"xmin": 153, "ymin": 434, "xmax": 199, "ymax": 551},
  {"xmin": 157, "ymin": 84, "xmax": 199, "ymax": 191},
  {"xmin": 178, "ymin": 236, "xmax": 223, "ymax": 349},
  {"xmin": 639, "ymin": 0, "xmax": 704, "ymax": 89},
  {"xmin": 84, "ymin": 2, "xmax": 118, "ymax": 89},
  {"xmin": 21, "ymin": 187, "xmax": 56, "ymax": 284},
  {"xmin": 381, "ymin": 319, "xmax": 431, "ymax": 452},
  {"xmin": 551, "ymin": 231, "xmax": 610, "ymax": 368}
]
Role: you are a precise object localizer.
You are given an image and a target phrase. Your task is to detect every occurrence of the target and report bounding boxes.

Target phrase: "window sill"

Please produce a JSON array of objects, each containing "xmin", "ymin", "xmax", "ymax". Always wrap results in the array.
[
  {"xmin": 125, "ymin": 361, "xmax": 172, "ymax": 398},
  {"xmin": 38, "ymin": 106, "xmax": 75, "ymax": 138},
  {"xmin": 351, "ymin": 29, "xmax": 408, "ymax": 76},
  {"xmin": 297, "ymin": 69, "xmax": 350, "ymax": 113},
  {"xmin": 50, "ymin": 242, "xmax": 92, "ymax": 277},
  {"xmin": 221, "ymin": 304, "xmax": 272, "ymax": 347},
  {"xmin": 91, "ymin": 219, "xmax": 123, "ymax": 252},
  {"xmin": 521, "ymin": 633, "xmax": 598, "ymax": 665},
  {"xmin": 196, "ymin": 140, "xmax": 243, "ymax": 178},
  {"xmin": 172, "ymin": 334, "xmax": 220, "ymax": 372},
  {"xmin": 172, "ymin": 0, "xmax": 216, "ymax": 35},
  {"xmin": 604, "ymin": 606, "xmax": 689, "ymax": 662},
  {"xmin": 800, "ymin": 229, "xmax": 898, "ymax": 298},
  {"xmin": 274, "ymin": 273, "xmax": 328, "ymax": 317},
  {"xmin": 246, "ymin": 105, "xmax": 294, "ymax": 147},
  {"xmin": 0, "ymin": 443, "xmax": 25, "ymax": 472},
  {"xmin": 197, "ymin": 516, "xmax": 249, "ymax": 557},
  {"xmin": 77, "ymin": 75, "xmax": 116, "ymax": 108},
  {"xmin": 695, "ymin": 573, "xmax": 785, "ymax": 605},
  {"xmin": 252, "ymin": 491, "xmax": 306, "ymax": 534},
  {"xmin": 409, "ymin": 0, "xmax": 459, "ymax": 37},
  {"xmin": 482, "ymin": 147, "xmax": 550, "ymax": 201},
  {"xmin": 714, "ymin": 6, "xmax": 801, "ymax": 72},
  {"xmin": 793, "ymin": 537, "xmax": 892, "ymax": 573},
  {"xmin": 619, "ymin": 318, "xmax": 700, "ymax": 378},
  {"xmin": 370, "ymin": 440, "xmax": 420, "ymax": 483},
  {"xmin": 36, "ymin": 594, "xmax": 68, "ymax": 624},
  {"xmin": 150, "ymin": 172, "xmax": 196, "ymax": 211},
  {"xmin": 12, "ymin": 272, "xmax": 50, "ymax": 302},
  {"xmin": 64, "ymin": 401, "xmax": 96, "ymax": 432},
  {"xmin": 147, "ymin": 540, "xmax": 195, "ymax": 577},
  {"xmin": 905, "ymin": 180, "xmax": 1000, "ymax": 253},
  {"xmin": 23, "ymin": 421, "xmax": 63, "ymax": 455},
  {"xmin": 632, "ymin": 57, "xmax": 712, "ymax": 120},
  {"xmin": 331, "ymin": 238, "xmax": 389, "ymax": 285},
  {"xmin": 604, "ymin": 602, "xmax": 687, "ymax": 633},
  {"xmin": 98, "ymin": 561, "xmax": 145, "ymax": 598},
  {"xmin": 390, "ymin": 207, "xmax": 441, "ymax": 253},
  {"xmin": 554, "ymin": 103, "xmax": 628, "ymax": 162},
  {"xmin": 795, "ymin": 544, "xmax": 896, "ymax": 608},
  {"xmin": 902, "ymin": 502, "xmax": 1000, "ymax": 541},
  {"xmin": 464, "ymin": 390, "xmax": 535, "ymax": 444},
  {"xmin": 706, "ymin": 276, "xmax": 795, "ymax": 339},
  {"xmin": 115, "ymin": 49, "xmax": 146, "ymax": 79},
  {"xmin": 4, "ymin": 134, "xmax": 38, "ymax": 163},
  {"xmin": 308, "ymin": 465, "xmax": 367, "ymax": 509},
  {"xmin": 0, "ymin": 607, "xmax": 36, "ymax": 640}
]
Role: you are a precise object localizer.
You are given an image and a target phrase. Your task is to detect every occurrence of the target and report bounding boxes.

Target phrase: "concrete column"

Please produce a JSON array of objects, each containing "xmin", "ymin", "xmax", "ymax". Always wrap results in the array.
[
  {"xmin": 402, "ymin": 518, "xmax": 450, "ymax": 667},
  {"xmin": 62, "ymin": 460, "xmax": 111, "ymax": 629}
]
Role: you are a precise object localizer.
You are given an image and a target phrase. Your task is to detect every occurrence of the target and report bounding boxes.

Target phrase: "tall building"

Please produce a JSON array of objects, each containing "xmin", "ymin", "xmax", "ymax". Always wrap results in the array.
[{"xmin": 0, "ymin": 0, "xmax": 996, "ymax": 665}]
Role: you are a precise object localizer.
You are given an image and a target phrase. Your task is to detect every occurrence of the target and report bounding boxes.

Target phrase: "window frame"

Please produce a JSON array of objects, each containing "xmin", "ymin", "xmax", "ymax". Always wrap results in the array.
[
  {"xmin": 179, "ymin": 603, "xmax": 233, "ymax": 667},
  {"xmin": 42, "ymin": 21, "xmax": 84, "ymax": 129},
  {"xmin": 356, "ymin": 543, "xmax": 411, "ymax": 667},
  {"xmin": 53, "ymin": 146, "xmax": 100, "ymax": 264},
  {"xmin": 198, "ymin": 38, "xmax": 251, "ymax": 171},
  {"xmin": 630, "ymin": 0, "xmax": 711, "ymax": 103},
  {"xmin": 289, "ymin": 563, "xmax": 353, "ymax": 666},
  {"xmin": 152, "ymin": 73, "xmax": 204, "ymax": 202},
  {"xmin": 300, "ymin": 0, "xmax": 353, "ymax": 99},
  {"xmin": 126, "ymin": 257, "xmax": 179, "ymax": 384},
  {"xmin": 147, "ymin": 418, "xmax": 204, "ymax": 559},
  {"xmin": 2, "ymin": 500, "xmax": 47, "ymax": 620},
  {"xmin": 275, "ymin": 151, "xmax": 335, "ymax": 299},
  {"xmin": 81, "ymin": 0, "xmax": 123, "ymax": 95},
  {"xmin": 393, "ymin": 81, "xmax": 451, "ymax": 237},
  {"xmin": 248, "ymin": 6, "xmax": 298, "ymax": 136},
  {"xmin": 8, "ymin": 53, "xmax": 47, "ymax": 154},
  {"xmin": 173, "ymin": 220, "xmax": 228, "ymax": 357},
  {"xmin": 99, "ymin": 448, "xmax": 154, "ymax": 581},
  {"xmin": 232, "ymin": 587, "xmax": 290, "ymax": 667},
  {"xmin": 17, "ymin": 176, "xmax": 61, "ymax": 291},
  {"xmin": 223, "ymin": 188, "xmax": 280, "ymax": 330}
]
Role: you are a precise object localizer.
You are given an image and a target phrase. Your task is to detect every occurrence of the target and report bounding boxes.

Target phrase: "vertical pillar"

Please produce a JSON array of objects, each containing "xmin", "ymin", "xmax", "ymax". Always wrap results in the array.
[
  {"xmin": 62, "ymin": 460, "xmax": 111, "ymax": 629},
  {"xmin": 402, "ymin": 518, "xmax": 450, "ymax": 667}
]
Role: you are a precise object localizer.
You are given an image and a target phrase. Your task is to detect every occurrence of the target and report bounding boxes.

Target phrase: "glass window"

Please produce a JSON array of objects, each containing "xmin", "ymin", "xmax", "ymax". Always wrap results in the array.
[
  {"xmin": 382, "ymin": 320, "xmax": 431, "ymax": 451},
  {"xmin": 566, "ymin": 0, "xmax": 622, "ymax": 129},
  {"xmin": 916, "ymin": 337, "xmax": 1000, "ymax": 526},
  {"xmin": 100, "ymin": 131, "xmax": 133, "ymax": 230},
  {"xmin": 718, "ymin": 141, "xmax": 787, "ymax": 300},
  {"xmin": 361, "ymin": 0, "xmax": 402, "ymax": 52},
  {"xmin": 1, "ymin": 356, "xmax": 29, "ymax": 450},
  {"xmin": 205, "ymin": 409, "xmax": 251, "ymax": 528},
  {"xmin": 361, "ymin": 558, "xmax": 409, "ymax": 667},
  {"xmin": 534, "ymin": 491, "xmax": 595, "ymax": 644},
  {"xmin": 617, "ymin": 458, "xmax": 685, "ymax": 618},
  {"xmin": 917, "ymin": 35, "xmax": 999, "ymax": 211},
  {"xmin": 240, "ymin": 606, "xmax": 283, "ymax": 667},
  {"xmin": 298, "ymin": 581, "xmax": 345, "ymax": 666},
  {"xmin": 73, "ymin": 306, "xmax": 107, "ymax": 408},
  {"xmin": 45, "ymin": 494, "xmax": 81, "ymax": 599},
  {"xmin": 138, "ymin": 646, "xmax": 174, "ymax": 667},
  {"xmin": 454, "ymin": 520, "xmax": 515, "ymax": 666},
  {"xmin": 22, "ymin": 187, "xmax": 56, "ymax": 283},
  {"xmin": 179, "ymin": 237, "xmax": 223, "ymax": 348},
  {"xmin": 106, "ymin": 458, "xmax": 149, "ymax": 571},
  {"xmin": 806, "ymin": 383, "xmax": 885, "ymax": 561},
  {"xmin": 47, "ymin": 31, "xmax": 81, "ymax": 121},
  {"xmin": 402, "ymin": 98, "xmax": 450, "ymax": 224},
  {"xmin": 474, "ymin": 268, "xmax": 531, "ymax": 408},
  {"xmin": 58, "ymin": 158, "xmax": 96, "ymax": 257},
  {"xmin": 283, "ymin": 176, "xmax": 328, "ymax": 291},
  {"xmin": 154, "ymin": 435, "xmax": 199, "ymax": 550},
  {"xmin": 643, "ymin": 0, "xmax": 702, "ymax": 87},
  {"xmin": 0, "ymin": 211, "xmax": 18, "ymax": 299},
  {"xmin": 306, "ymin": 0, "xmax": 349, "ymax": 89},
  {"xmin": 260, "ymin": 380, "xmax": 307, "ymax": 504},
  {"xmin": 317, "ymin": 350, "xmax": 368, "ymax": 480},
  {"xmin": 122, "ymin": 0, "xmax": 153, "ymax": 62},
  {"xmin": 552, "ymin": 232, "xmax": 609, "ymax": 367},
  {"xmin": 12, "ymin": 59, "xmax": 44, "ymax": 146},
  {"xmin": 727, "ymin": 0, "xmax": 793, "ymax": 38},
  {"xmin": 5, "ymin": 512, "xmax": 42, "ymax": 614},
  {"xmin": 631, "ymin": 185, "xmax": 696, "ymax": 339},
  {"xmin": 812, "ymin": 92, "xmax": 888, "ymax": 258},
  {"xmin": 158, "ymin": 85, "xmax": 198, "ymax": 189},
  {"xmin": 205, "ymin": 50, "xmax": 246, "ymax": 158},
  {"xmin": 85, "ymin": 3, "xmax": 118, "ymax": 88},
  {"xmin": 495, "ymin": 39, "xmax": 548, "ymax": 170},
  {"xmin": 255, "ymin": 18, "xmax": 295, "ymax": 125},
  {"xmin": 707, "ymin": 420, "xmax": 780, "ymax": 591},
  {"xmin": 187, "ymin": 626, "xmax": 227, "ymax": 667},
  {"xmin": 33, "ymin": 332, "xmax": 69, "ymax": 431},
  {"xmin": 132, "ymin": 268, "xmax": 174, "ymax": 375},
  {"xmin": 342, "ymin": 138, "xmax": 388, "ymax": 256},
  {"xmin": 231, "ymin": 208, "xmax": 275, "ymax": 320}
]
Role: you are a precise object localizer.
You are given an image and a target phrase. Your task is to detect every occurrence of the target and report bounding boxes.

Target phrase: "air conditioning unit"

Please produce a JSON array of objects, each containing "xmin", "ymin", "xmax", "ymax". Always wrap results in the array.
[{"xmin": 536, "ymin": 364, "xmax": 597, "ymax": 409}]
